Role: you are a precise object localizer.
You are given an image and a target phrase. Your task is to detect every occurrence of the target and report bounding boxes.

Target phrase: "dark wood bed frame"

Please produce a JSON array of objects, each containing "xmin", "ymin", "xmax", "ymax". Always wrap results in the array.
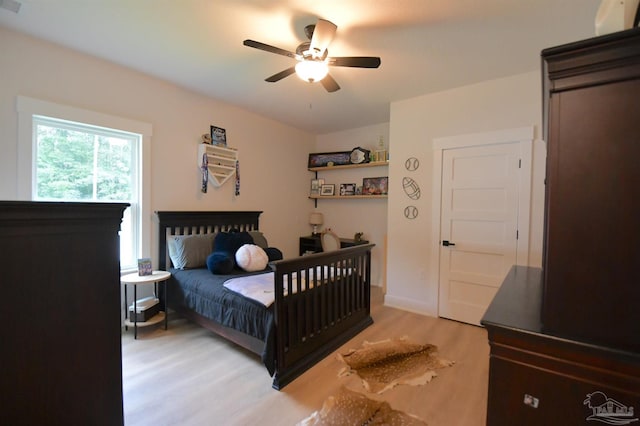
[{"xmin": 156, "ymin": 210, "xmax": 374, "ymax": 390}]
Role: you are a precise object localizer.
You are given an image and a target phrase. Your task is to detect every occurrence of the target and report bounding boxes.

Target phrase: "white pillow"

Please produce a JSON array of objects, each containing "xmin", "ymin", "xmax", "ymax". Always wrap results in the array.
[{"xmin": 235, "ymin": 244, "xmax": 268, "ymax": 272}]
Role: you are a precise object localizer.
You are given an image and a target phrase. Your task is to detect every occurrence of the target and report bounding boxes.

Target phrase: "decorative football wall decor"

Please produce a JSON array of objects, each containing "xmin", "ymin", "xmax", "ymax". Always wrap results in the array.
[{"xmin": 402, "ymin": 177, "xmax": 421, "ymax": 200}]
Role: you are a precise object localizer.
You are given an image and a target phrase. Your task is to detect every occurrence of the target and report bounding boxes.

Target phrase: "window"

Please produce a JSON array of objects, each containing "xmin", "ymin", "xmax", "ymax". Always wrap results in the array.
[
  {"xmin": 17, "ymin": 96, "xmax": 152, "ymax": 271},
  {"xmin": 33, "ymin": 116, "xmax": 140, "ymax": 268}
]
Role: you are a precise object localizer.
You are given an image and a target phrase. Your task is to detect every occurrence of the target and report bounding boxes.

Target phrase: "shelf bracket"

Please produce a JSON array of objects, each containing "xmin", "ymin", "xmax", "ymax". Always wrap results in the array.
[{"xmin": 314, "ymin": 171, "xmax": 318, "ymax": 208}]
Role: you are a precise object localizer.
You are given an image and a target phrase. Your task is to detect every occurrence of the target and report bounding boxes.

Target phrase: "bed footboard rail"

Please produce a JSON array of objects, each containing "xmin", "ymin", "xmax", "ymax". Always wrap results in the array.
[{"xmin": 269, "ymin": 244, "xmax": 374, "ymax": 389}]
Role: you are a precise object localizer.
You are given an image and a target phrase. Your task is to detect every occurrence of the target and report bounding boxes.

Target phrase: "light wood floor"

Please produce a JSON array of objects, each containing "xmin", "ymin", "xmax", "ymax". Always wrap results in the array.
[{"xmin": 122, "ymin": 287, "xmax": 489, "ymax": 425}]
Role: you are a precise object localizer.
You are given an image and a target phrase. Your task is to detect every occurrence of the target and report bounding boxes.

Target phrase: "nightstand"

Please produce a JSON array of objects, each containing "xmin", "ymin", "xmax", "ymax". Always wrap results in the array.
[
  {"xmin": 299, "ymin": 235, "xmax": 369, "ymax": 256},
  {"xmin": 121, "ymin": 270, "xmax": 171, "ymax": 339}
]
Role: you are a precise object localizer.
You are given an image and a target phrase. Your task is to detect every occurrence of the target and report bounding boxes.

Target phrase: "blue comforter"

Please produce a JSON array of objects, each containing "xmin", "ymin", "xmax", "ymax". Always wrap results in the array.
[{"xmin": 167, "ymin": 267, "xmax": 276, "ymax": 375}]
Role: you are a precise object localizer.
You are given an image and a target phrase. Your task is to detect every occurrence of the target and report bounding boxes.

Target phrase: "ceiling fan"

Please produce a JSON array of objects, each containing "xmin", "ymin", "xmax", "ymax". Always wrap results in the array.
[{"xmin": 243, "ymin": 18, "xmax": 381, "ymax": 93}]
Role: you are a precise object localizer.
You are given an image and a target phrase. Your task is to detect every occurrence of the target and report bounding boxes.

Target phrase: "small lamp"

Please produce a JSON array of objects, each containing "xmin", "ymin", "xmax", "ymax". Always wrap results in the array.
[{"xmin": 309, "ymin": 212, "xmax": 324, "ymax": 236}]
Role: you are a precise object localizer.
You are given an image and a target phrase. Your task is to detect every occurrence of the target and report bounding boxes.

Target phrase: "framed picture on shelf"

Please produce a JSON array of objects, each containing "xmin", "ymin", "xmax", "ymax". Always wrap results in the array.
[
  {"xmin": 339, "ymin": 183, "xmax": 356, "ymax": 196},
  {"xmin": 310, "ymin": 178, "xmax": 324, "ymax": 195},
  {"xmin": 320, "ymin": 184, "xmax": 335, "ymax": 196},
  {"xmin": 210, "ymin": 125, "xmax": 227, "ymax": 146},
  {"xmin": 362, "ymin": 176, "xmax": 389, "ymax": 195},
  {"xmin": 137, "ymin": 258, "xmax": 152, "ymax": 276},
  {"xmin": 308, "ymin": 151, "xmax": 351, "ymax": 168}
]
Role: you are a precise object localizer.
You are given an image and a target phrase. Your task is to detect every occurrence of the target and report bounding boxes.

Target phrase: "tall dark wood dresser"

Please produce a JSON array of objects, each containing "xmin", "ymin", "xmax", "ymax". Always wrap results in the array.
[
  {"xmin": 482, "ymin": 28, "xmax": 640, "ymax": 425},
  {"xmin": 0, "ymin": 201, "xmax": 127, "ymax": 426}
]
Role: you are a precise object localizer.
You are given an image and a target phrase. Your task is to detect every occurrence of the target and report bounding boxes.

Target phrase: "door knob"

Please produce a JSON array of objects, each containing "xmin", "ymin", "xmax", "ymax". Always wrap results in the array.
[{"xmin": 442, "ymin": 240, "xmax": 456, "ymax": 246}]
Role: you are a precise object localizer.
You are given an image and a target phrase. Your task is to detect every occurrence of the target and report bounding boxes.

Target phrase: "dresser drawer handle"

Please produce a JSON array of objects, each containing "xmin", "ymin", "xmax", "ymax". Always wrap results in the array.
[{"xmin": 524, "ymin": 394, "xmax": 539, "ymax": 408}]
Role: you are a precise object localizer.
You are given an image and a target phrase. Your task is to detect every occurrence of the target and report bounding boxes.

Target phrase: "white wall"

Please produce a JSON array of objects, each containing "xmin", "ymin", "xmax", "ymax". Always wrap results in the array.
[
  {"xmin": 386, "ymin": 71, "xmax": 546, "ymax": 315},
  {"xmin": 315, "ymin": 123, "xmax": 390, "ymax": 286},
  {"xmin": 0, "ymin": 27, "xmax": 314, "ymax": 261},
  {"xmin": 0, "ymin": 25, "xmax": 548, "ymax": 312}
]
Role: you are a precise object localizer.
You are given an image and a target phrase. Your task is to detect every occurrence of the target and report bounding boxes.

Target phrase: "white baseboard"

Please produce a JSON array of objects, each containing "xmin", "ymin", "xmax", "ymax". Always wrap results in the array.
[{"xmin": 383, "ymin": 294, "xmax": 437, "ymax": 317}]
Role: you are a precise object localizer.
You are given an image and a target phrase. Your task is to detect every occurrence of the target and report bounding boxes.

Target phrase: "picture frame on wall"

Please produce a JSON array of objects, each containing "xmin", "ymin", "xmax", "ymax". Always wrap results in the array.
[
  {"xmin": 310, "ymin": 178, "xmax": 325, "ymax": 195},
  {"xmin": 308, "ymin": 151, "xmax": 351, "ymax": 168},
  {"xmin": 362, "ymin": 176, "xmax": 389, "ymax": 195},
  {"xmin": 320, "ymin": 184, "xmax": 335, "ymax": 196},
  {"xmin": 210, "ymin": 125, "xmax": 227, "ymax": 146}
]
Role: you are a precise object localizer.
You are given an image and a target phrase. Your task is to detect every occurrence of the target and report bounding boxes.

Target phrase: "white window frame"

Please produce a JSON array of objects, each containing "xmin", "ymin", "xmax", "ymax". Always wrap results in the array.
[{"xmin": 17, "ymin": 96, "xmax": 152, "ymax": 272}]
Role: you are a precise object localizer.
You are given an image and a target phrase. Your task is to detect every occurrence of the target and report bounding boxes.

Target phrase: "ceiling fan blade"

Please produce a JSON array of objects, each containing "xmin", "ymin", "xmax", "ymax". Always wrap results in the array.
[
  {"xmin": 309, "ymin": 19, "xmax": 337, "ymax": 57},
  {"xmin": 321, "ymin": 74, "xmax": 340, "ymax": 93},
  {"xmin": 243, "ymin": 39, "xmax": 297, "ymax": 59},
  {"xmin": 265, "ymin": 67, "xmax": 296, "ymax": 82},
  {"xmin": 328, "ymin": 56, "xmax": 381, "ymax": 68}
]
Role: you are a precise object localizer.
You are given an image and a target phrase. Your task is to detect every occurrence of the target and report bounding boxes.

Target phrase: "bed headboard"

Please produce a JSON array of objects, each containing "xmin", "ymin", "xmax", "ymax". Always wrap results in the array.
[{"xmin": 155, "ymin": 211, "xmax": 262, "ymax": 270}]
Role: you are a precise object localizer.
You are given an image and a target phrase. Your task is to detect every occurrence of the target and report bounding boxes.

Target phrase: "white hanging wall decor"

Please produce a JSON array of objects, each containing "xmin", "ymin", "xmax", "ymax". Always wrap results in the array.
[{"xmin": 198, "ymin": 143, "xmax": 238, "ymax": 187}]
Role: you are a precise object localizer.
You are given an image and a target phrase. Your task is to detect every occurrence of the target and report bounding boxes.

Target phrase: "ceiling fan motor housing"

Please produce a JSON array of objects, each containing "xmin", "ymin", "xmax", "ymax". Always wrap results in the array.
[
  {"xmin": 296, "ymin": 42, "xmax": 327, "ymax": 60},
  {"xmin": 304, "ymin": 24, "xmax": 315, "ymax": 40}
]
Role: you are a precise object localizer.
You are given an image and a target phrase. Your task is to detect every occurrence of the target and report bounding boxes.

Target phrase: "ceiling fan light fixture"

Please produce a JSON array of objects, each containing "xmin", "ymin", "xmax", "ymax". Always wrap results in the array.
[
  {"xmin": 295, "ymin": 60, "xmax": 328, "ymax": 83},
  {"xmin": 244, "ymin": 17, "xmax": 379, "ymax": 92}
]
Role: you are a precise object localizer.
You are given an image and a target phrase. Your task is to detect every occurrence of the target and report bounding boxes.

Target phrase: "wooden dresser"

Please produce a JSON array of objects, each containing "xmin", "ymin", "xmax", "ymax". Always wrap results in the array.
[
  {"xmin": 482, "ymin": 266, "xmax": 640, "ymax": 425},
  {"xmin": 0, "ymin": 201, "xmax": 127, "ymax": 426},
  {"xmin": 482, "ymin": 28, "xmax": 640, "ymax": 425}
]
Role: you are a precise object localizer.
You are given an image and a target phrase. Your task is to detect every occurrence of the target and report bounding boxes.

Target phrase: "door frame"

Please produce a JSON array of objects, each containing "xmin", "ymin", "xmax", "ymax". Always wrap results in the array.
[{"xmin": 431, "ymin": 126, "xmax": 534, "ymax": 317}]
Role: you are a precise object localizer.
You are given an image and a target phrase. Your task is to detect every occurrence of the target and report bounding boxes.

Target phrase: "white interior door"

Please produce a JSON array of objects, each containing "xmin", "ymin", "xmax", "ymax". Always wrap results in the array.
[{"xmin": 437, "ymin": 142, "xmax": 522, "ymax": 325}]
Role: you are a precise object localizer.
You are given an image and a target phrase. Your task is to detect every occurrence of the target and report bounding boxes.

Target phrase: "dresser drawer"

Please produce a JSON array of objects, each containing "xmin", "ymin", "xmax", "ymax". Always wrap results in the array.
[{"xmin": 487, "ymin": 355, "xmax": 640, "ymax": 426}]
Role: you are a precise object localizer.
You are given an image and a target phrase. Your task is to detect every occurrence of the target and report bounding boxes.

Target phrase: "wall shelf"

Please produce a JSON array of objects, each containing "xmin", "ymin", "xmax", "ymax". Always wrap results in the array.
[
  {"xmin": 309, "ymin": 160, "xmax": 389, "ymax": 206},
  {"xmin": 198, "ymin": 143, "xmax": 238, "ymax": 187},
  {"xmin": 309, "ymin": 195, "xmax": 387, "ymax": 200},
  {"xmin": 308, "ymin": 161, "xmax": 388, "ymax": 172}
]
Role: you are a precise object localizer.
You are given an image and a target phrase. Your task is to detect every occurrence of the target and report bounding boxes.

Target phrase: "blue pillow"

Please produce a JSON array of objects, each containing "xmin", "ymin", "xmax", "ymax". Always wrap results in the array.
[
  {"xmin": 214, "ymin": 231, "xmax": 254, "ymax": 268},
  {"xmin": 206, "ymin": 251, "xmax": 234, "ymax": 275},
  {"xmin": 264, "ymin": 247, "xmax": 283, "ymax": 262},
  {"xmin": 214, "ymin": 231, "xmax": 253, "ymax": 253}
]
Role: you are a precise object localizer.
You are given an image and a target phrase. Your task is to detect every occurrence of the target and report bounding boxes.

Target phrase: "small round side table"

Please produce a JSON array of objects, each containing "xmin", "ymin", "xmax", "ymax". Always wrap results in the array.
[{"xmin": 121, "ymin": 270, "xmax": 171, "ymax": 339}]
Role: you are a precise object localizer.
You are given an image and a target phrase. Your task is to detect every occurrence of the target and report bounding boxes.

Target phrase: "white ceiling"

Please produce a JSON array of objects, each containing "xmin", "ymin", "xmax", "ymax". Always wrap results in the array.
[{"xmin": 0, "ymin": 0, "xmax": 601, "ymax": 134}]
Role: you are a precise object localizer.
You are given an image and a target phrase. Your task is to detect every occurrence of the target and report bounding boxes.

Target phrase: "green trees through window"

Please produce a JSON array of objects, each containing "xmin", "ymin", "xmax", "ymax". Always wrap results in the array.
[
  {"xmin": 32, "ymin": 114, "xmax": 141, "ymax": 270},
  {"xmin": 35, "ymin": 124, "xmax": 133, "ymax": 202}
]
